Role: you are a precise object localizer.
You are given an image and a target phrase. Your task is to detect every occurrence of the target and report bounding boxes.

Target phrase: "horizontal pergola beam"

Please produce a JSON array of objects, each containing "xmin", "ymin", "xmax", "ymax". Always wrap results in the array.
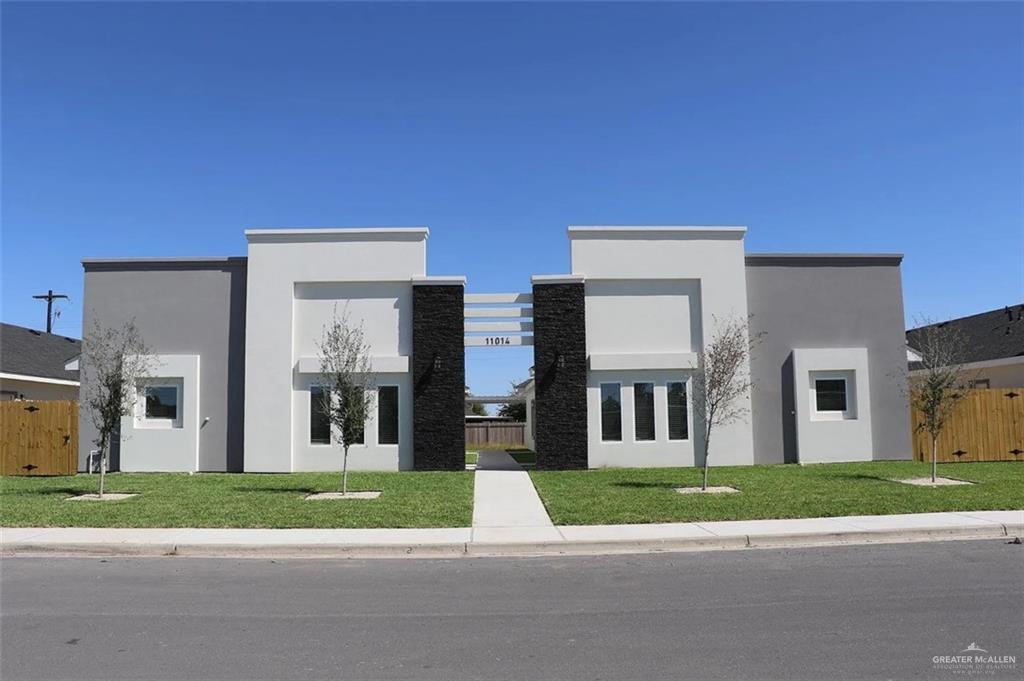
[
  {"xmin": 464, "ymin": 307, "xmax": 533, "ymax": 318},
  {"xmin": 465, "ymin": 395, "xmax": 527, "ymax": 404},
  {"xmin": 465, "ymin": 292, "xmax": 533, "ymax": 305},
  {"xmin": 464, "ymin": 336, "xmax": 533, "ymax": 347},
  {"xmin": 465, "ymin": 321, "xmax": 534, "ymax": 333}
]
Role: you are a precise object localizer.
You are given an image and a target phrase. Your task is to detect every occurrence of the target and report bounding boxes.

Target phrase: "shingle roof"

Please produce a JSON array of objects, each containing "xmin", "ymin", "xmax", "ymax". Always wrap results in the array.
[
  {"xmin": 0, "ymin": 323, "xmax": 81, "ymax": 382},
  {"xmin": 906, "ymin": 304, "xmax": 1024, "ymax": 364}
]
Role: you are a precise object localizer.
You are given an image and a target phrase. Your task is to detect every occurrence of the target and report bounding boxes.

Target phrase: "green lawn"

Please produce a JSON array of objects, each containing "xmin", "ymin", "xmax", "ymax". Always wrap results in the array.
[
  {"xmin": 465, "ymin": 451, "xmax": 478, "ymax": 466},
  {"xmin": 0, "ymin": 472, "xmax": 474, "ymax": 528},
  {"xmin": 530, "ymin": 461, "xmax": 1024, "ymax": 525}
]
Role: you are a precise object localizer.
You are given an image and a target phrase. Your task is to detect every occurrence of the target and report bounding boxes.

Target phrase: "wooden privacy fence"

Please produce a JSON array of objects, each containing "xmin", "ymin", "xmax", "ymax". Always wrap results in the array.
[
  {"xmin": 1, "ymin": 400, "xmax": 78, "ymax": 475},
  {"xmin": 465, "ymin": 422, "xmax": 525, "ymax": 449},
  {"xmin": 911, "ymin": 388, "xmax": 1024, "ymax": 463}
]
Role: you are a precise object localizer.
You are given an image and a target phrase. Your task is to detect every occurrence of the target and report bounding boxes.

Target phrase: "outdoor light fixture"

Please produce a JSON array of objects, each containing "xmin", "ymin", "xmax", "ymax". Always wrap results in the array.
[
  {"xmin": 433, "ymin": 355, "xmax": 443, "ymax": 372},
  {"xmin": 556, "ymin": 353, "xmax": 565, "ymax": 369}
]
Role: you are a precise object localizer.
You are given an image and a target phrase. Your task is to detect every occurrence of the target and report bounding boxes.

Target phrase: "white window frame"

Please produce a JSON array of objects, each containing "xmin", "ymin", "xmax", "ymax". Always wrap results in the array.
[
  {"xmin": 599, "ymin": 382, "xmax": 622, "ymax": 442},
  {"xmin": 136, "ymin": 380, "xmax": 183, "ymax": 429},
  {"xmin": 376, "ymin": 384, "xmax": 400, "ymax": 447},
  {"xmin": 666, "ymin": 379, "xmax": 690, "ymax": 441},
  {"xmin": 810, "ymin": 371, "xmax": 856, "ymax": 421}
]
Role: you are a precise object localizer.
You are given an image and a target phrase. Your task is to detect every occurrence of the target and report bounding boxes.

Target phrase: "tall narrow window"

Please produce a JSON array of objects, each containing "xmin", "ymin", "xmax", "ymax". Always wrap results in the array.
[
  {"xmin": 600, "ymin": 383, "xmax": 621, "ymax": 442},
  {"xmin": 634, "ymin": 382, "xmax": 655, "ymax": 441},
  {"xmin": 667, "ymin": 381, "xmax": 688, "ymax": 440},
  {"xmin": 338, "ymin": 385, "xmax": 365, "ymax": 445},
  {"xmin": 310, "ymin": 386, "xmax": 331, "ymax": 445},
  {"xmin": 378, "ymin": 386, "xmax": 399, "ymax": 445}
]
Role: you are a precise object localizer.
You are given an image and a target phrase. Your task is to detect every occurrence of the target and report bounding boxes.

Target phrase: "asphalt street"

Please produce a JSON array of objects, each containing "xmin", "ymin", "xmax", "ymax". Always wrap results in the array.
[{"xmin": 2, "ymin": 540, "xmax": 1021, "ymax": 680}]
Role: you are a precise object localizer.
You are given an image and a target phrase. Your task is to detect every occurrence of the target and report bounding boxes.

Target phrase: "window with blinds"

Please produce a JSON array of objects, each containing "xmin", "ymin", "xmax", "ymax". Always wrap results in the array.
[
  {"xmin": 634, "ymin": 382, "xmax": 655, "ymax": 441},
  {"xmin": 600, "ymin": 383, "xmax": 622, "ymax": 441},
  {"xmin": 378, "ymin": 386, "xmax": 399, "ymax": 445},
  {"xmin": 814, "ymin": 379, "xmax": 848, "ymax": 413},
  {"xmin": 667, "ymin": 381, "xmax": 688, "ymax": 440}
]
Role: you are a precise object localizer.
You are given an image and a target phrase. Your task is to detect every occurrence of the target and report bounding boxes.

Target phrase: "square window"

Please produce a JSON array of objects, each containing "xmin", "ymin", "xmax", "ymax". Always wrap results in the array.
[
  {"xmin": 633, "ymin": 382, "xmax": 655, "ymax": 441},
  {"xmin": 136, "ymin": 380, "xmax": 183, "ymax": 428},
  {"xmin": 814, "ymin": 378, "xmax": 848, "ymax": 413},
  {"xmin": 144, "ymin": 386, "xmax": 178, "ymax": 420},
  {"xmin": 600, "ymin": 383, "xmax": 621, "ymax": 442}
]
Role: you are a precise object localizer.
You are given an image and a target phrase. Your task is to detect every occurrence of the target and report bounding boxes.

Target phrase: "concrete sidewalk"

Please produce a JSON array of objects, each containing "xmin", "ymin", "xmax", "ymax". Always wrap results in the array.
[
  {"xmin": 471, "ymin": 450, "xmax": 560, "ymax": 543},
  {"xmin": 2, "ymin": 510, "xmax": 1021, "ymax": 558}
]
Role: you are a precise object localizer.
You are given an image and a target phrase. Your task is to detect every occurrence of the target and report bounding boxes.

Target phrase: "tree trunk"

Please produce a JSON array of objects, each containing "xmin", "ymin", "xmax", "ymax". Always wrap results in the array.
[
  {"xmin": 931, "ymin": 435, "xmax": 938, "ymax": 483},
  {"xmin": 341, "ymin": 445, "xmax": 349, "ymax": 495}
]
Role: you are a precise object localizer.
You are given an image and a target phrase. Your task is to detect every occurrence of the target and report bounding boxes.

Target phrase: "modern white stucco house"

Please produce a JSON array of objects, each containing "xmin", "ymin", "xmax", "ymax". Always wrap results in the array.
[{"xmin": 78, "ymin": 226, "xmax": 911, "ymax": 472}]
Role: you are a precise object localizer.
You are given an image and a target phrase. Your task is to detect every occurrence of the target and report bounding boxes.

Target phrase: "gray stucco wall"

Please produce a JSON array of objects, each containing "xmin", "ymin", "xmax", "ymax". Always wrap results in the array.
[
  {"xmin": 78, "ymin": 258, "xmax": 247, "ymax": 472},
  {"xmin": 745, "ymin": 256, "xmax": 911, "ymax": 464}
]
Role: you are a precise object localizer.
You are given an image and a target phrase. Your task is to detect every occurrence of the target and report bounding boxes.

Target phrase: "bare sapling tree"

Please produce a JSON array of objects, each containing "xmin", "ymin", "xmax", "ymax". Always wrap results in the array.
[
  {"xmin": 905, "ymin": 317, "xmax": 974, "ymax": 483},
  {"xmin": 317, "ymin": 306, "xmax": 376, "ymax": 495},
  {"xmin": 82, "ymin": 319, "xmax": 154, "ymax": 497},
  {"xmin": 692, "ymin": 315, "xmax": 761, "ymax": 491}
]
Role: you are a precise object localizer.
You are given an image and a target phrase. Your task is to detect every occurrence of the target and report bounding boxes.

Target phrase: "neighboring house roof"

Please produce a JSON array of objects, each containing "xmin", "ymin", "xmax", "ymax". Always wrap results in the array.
[
  {"xmin": 0, "ymin": 323, "xmax": 81, "ymax": 383},
  {"xmin": 906, "ymin": 304, "xmax": 1024, "ymax": 365}
]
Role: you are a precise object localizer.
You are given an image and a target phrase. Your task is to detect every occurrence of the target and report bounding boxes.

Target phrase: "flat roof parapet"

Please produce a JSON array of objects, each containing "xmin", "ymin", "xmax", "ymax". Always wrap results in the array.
[
  {"xmin": 245, "ymin": 227, "xmax": 429, "ymax": 243},
  {"xmin": 746, "ymin": 253, "xmax": 903, "ymax": 266},
  {"xmin": 567, "ymin": 226, "xmax": 747, "ymax": 240},
  {"xmin": 82, "ymin": 256, "xmax": 248, "ymax": 271}
]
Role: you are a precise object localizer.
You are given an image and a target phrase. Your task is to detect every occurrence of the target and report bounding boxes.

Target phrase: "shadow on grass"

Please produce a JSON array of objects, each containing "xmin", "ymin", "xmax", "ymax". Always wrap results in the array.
[
  {"xmin": 829, "ymin": 473, "xmax": 904, "ymax": 484},
  {"xmin": 610, "ymin": 481, "xmax": 679, "ymax": 490},
  {"xmin": 228, "ymin": 486, "xmax": 318, "ymax": 494}
]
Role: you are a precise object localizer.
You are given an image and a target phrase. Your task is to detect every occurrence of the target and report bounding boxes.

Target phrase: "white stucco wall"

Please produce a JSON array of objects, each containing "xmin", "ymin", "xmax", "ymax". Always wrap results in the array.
[
  {"xmin": 792, "ymin": 347, "xmax": 873, "ymax": 463},
  {"xmin": 569, "ymin": 227, "xmax": 754, "ymax": 467},
  {"xmin": 586, "ymin": 370, "xmax": 696, "ymax": 468},
  {"xmin": 244, "ymin": 229, "xmax": 427, "ymax": 472},
  {"xmin": 523, "ymin": 381, "xmax": 537, "ymax": 451},
  {"xmin": 291, "ymin": 372, "xmax": 413, "ymax": 471},
  {"xmin": 119, "ymin": 354, "xmax": 201, "ymax": 472}
]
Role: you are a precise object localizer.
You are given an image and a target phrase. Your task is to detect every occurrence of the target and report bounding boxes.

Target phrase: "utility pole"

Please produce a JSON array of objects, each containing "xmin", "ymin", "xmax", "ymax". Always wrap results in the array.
[{"xmin": 32, "ymin": 289, "xmax": 69, "ymax": 333}]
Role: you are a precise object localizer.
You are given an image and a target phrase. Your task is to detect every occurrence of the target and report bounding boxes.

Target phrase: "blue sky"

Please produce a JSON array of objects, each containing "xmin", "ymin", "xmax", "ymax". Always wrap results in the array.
[{"xmin": 2, "ymin": 1, "xmax": 1021, "ymax": 397}]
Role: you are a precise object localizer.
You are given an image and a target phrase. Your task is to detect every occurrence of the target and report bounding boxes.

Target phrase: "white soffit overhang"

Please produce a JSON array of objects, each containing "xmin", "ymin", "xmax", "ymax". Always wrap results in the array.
[
  {"xmin": 296, "ymin": 356, "xmax": 410, "ymax": 374},
  {"xmin": 588, "ymin": 352, "xmax": 699, "ymax": 371}
]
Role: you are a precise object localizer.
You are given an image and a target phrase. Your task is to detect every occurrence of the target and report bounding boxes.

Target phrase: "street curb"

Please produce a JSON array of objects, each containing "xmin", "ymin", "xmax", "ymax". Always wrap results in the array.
[{"xmin": 3, "ymin": 523, "xmax": 1019, "ymax": 559}]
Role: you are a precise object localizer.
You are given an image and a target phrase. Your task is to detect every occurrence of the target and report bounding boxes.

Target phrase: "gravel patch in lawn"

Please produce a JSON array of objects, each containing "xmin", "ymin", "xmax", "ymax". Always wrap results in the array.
[
  {"xmin": 305, "ymin": 491, "xmax": 382, "ymax": 500},
  {"xmin": 66, "ymin": 493, "xmax": 138, "ymax": 502},
  {"xmin": 894, "ymin": 477, "xmax": 973, "ymax": 487},
  {"xmin": 675, "ymin": 486, "xmax": 739, "ymax": 495}
]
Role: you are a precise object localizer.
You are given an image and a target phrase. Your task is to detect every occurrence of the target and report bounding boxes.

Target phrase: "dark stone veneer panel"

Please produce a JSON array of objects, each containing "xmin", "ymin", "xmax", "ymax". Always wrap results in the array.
[
  {"xmin": 532, "ymin": 282, "xmax": 588, "ymax": 470},
  {"xmin": 412, "ymin": 284, "xmax": 466, "ymax": 470}
]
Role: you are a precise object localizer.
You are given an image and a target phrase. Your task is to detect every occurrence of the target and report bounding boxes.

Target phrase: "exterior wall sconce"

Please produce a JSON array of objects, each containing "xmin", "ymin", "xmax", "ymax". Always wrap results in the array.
[
  {"xmin": 556, "ymin": 353, "xmax": 565, "ymax": 369},
  {"xmin": 433, "ymin": 355, "xmax": 443, "ymax": 372}
]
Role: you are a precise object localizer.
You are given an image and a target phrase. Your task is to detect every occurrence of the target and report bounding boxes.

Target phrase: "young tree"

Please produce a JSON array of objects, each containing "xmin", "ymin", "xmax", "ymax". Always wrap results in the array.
[
  {"xmin": 905, "ymin": 317, "xmax": 974, "ymax": 483},
  {"xmin": 692, "ymin": 315, "xmax": 760, "ymax": 491},
  {"xmin": 317, "ymin": 306, "xmax": 376, "ymax": 495},
  {"xmin": 81, "ymin": 319, "xmax": 153, "ymax": 497}
]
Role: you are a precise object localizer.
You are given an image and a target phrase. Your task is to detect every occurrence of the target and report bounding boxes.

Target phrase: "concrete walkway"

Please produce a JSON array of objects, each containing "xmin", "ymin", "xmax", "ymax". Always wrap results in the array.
[
  {"xmin": 471, "ymin": 450, "xmax": 561, "ymax": 543},
  {"xmin": 2, "ymin": 510, "xmax": 1021, "ymax": 559}
]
